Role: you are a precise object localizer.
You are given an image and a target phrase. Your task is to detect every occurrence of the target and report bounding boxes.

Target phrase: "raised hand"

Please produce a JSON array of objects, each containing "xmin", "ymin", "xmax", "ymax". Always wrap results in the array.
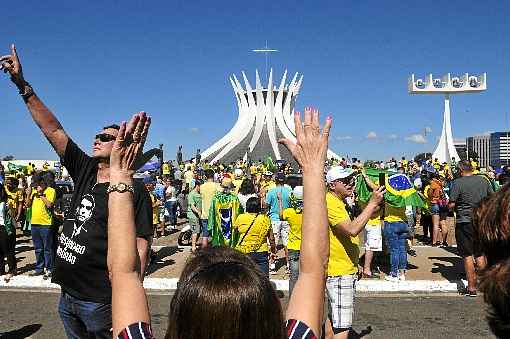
[
  {"xmin": 110, "ymin": 112, "xmax": 151, "ymax": 178},
  {"xmin": 279, "ymin": 107, "xmax": 332, "ymax": 173},
  {"xmin": 0, "ymin": 44, "xmax": 25, "ymax": 86}
]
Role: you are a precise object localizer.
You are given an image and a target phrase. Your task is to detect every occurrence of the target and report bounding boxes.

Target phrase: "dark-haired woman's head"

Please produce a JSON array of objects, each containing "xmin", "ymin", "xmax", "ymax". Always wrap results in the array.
[
  {"xmin": 246, "ymin": 197, "xmax": 261, "ymax": 213},
  {"xmin": 474, "ymin": 184, "xmax": 510, "ymax": 338},
  {"xmin": 239, "ymin": 179, "xmax": 256, "ymax": 195},
  {"xmin": 165, "ymin": 246, "xmax": 284, "ymax": 339}
]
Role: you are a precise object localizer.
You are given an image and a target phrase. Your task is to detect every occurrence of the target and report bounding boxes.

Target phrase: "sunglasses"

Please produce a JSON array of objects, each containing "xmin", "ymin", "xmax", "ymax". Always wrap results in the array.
[
  {"xmin": 95, "ymin": 133, "xmax": 116, "ymax": 142},
  {"xmin": 336, "ymin": 176, "xmax": 355, "ymax": 186}
]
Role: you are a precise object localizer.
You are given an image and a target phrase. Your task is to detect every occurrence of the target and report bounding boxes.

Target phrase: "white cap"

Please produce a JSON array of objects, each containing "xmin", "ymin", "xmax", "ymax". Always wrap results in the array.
[
  {"xmin": 292, "ymin": 186, "xmax": 303, "ymax": 200},
  {"xmin": 326, "ymin": 166, "xmax": 354, "ymax": 184},
  {"xmin": 234, "ymin": 168, "xmax": 243, "ymax": 178}
]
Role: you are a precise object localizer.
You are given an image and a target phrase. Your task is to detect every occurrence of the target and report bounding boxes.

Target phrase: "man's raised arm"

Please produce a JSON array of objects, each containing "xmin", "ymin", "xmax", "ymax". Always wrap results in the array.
[{"xmin": 1, "ymin": 44, "xmax": 68, "ymax": 157}]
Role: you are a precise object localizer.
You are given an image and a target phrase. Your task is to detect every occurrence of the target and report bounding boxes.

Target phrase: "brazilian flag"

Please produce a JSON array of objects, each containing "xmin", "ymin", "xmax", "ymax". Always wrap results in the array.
[
  {"xmin": 356, "ymin": 168, "xmax": 425, "ymax": 208},
  {"xmin": 7, "ymin": 162, "xmax": 27, "ymax": 174},
  {"xmin": 208, "ymin": 192, "xmax": 242, "ymax": 247},
  {"xmin": 264, "ymin": 156, "xmax": 277, "ymax": 173}
]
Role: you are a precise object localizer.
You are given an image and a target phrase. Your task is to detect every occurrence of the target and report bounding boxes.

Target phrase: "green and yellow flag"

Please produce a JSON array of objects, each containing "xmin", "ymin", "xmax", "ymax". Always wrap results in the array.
[{"xmin": 356, "ymin": 168, "xmax": 425, "ymax": 208}]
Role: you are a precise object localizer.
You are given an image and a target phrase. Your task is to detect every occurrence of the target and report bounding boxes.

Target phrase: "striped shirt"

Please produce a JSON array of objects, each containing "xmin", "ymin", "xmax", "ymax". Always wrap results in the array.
[{"xmin": 118, "ymin": 319, "xmax": 316, "ymax": 339}]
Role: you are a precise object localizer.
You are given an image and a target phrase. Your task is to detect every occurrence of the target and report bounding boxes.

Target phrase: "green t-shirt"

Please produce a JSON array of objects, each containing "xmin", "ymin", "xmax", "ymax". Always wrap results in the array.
[{"xmin": 187, "ymin": 190, "xmax": 202, "ymax": 222}]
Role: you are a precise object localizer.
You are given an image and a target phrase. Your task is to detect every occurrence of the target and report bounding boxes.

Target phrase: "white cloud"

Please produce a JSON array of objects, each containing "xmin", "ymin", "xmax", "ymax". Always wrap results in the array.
[
  {"xmin": 189, "ymin": 127, "xmax": 200, "ymax": 133},
  {"xmin": 388, "ymin": 134, "xmax": 398, "ymax": 140},
  {"xmin": 335, "ymin": 135, "xmax": 353, "ymax": 141},
  {"xmin": 405, "ymin": 134, "xmax": 427, "ymax": 144},
  {"xmin": 366, "ymin": 131, "xmax": 377, "ymax": 139},
  {"xmin": 425, "ymin": 126, "xmax": 432, "ymax": 133}
]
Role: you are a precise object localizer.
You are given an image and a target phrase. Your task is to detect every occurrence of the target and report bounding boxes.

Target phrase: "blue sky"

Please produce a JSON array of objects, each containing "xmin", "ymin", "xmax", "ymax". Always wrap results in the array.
[{"xmin": 1, "ymin": 0, "xmax": 508, "ymax": 161}]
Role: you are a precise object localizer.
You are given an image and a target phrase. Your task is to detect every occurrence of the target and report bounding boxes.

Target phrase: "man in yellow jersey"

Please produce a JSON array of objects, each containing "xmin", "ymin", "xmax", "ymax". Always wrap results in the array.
[
  {"xmin": 28, "ymin": 176, "xmax": 56, "ymax": 279},
  {"xmin": 325, "ymin": 166, "xmax": 384, "ymax": 339}
]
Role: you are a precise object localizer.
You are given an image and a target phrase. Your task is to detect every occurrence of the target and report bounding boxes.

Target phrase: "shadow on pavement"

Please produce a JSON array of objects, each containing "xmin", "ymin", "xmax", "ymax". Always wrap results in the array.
[
  {"xmin": 146, "ymin": 246, "xmax": 180, "ymax": 275},
  {"xmin": 430, "ymin": 256, "xmax": 464, "ymax": 283},
  {"xmin": 0, "ymin": 323, "xmax": 42, "ymax": 338},
  {"xmin": 350, "ymin": 326, "xmax": 373, "ymax": 338}
]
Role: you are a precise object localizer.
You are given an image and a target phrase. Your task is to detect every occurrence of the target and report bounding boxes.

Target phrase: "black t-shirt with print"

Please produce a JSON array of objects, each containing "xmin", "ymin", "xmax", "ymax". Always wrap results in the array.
[{"xmin": 52, "ymin": 139, "xmax": 153, "ymax": 303}]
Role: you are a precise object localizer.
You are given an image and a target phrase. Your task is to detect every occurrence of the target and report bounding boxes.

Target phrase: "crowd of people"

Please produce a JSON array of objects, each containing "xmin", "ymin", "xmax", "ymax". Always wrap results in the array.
[{"xmin": 2, "ymin": 44, "xmax": 510, "ymax": 339}]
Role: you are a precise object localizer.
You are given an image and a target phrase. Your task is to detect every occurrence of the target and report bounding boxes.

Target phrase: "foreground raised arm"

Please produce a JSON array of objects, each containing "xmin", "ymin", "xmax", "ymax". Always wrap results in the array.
[
  {"xmin": 107, "ymin": 112, "xmax": 151, "ymax": 336},
  {"xmin": 1, "ymin": 44, "xmax": 69, "ymax": 157},
  {"xmin": 280, "ymin": 107, "xmax": 331, "ymax": 337}
]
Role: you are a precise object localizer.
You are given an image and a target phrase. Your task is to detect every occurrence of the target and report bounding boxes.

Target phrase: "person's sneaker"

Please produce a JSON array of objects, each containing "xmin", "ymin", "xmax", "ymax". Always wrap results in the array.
[
  {"xmin": 43, "ymin": 271, "xmax": 52, "ymax": 280},
  {"xmin": 398, "ymin": 274, "xmax": 406, "ymax": 282},
  {"xmin": 385, "ymin": 274, "xmax": 399, "ymax": 283},
  {"xmin": 270, "ymin": 262, "xmax": 276, "ymax": 271},
  {"xmin": 269, "ymin": 269, "xmax": 277, "ymax": 275},
  {"xmin": 462, "ymin": 288, "xmax": 477, "ymax": 297},
  {"xmin": 29, "ymin": 271, "xmax": 44, "ymax": 277},
  {"xmin": 442, "ymin": 241, "xmax": 449, "ymax": 248}
]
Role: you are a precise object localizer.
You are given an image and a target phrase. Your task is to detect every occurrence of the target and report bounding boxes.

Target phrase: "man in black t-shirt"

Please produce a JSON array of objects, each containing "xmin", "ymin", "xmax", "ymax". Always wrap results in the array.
[
  {"xmin": 1, "ymin": 45, "xmax": 153, "ymax": 338},
  {"xmin": 449, "ymin": 160, "xmax": 493, "ymax": 297}
]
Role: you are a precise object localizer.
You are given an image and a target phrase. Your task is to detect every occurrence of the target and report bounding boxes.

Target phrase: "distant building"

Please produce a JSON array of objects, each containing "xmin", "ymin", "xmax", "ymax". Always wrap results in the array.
[
  {"xmin": 454, "ymin": 140, "xmax": 467, "ymax": 160},
  {"xmin": 466, "ymin": 135, "xmax": 491, "ymax": 169},
  {"xmin": 490, "ymin": 132, "xmax": 510, "ymax": 168}
]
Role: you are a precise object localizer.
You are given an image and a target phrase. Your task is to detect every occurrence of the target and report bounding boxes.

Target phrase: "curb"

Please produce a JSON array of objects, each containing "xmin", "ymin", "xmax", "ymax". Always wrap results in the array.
[{"xmin": 0, "ymin": 276, "xmax": 466, "ymax": 293}]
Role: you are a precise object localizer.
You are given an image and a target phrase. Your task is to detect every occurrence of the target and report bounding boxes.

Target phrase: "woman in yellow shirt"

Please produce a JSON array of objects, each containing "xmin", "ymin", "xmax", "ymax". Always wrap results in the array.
[{"xmin": 234, "ymin": 196, "xmax": 276, "ymax": 275}]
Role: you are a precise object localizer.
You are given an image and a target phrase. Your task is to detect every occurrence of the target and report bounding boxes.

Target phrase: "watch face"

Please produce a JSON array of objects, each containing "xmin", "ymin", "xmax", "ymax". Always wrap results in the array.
[{"xmin": 117, "ymin": 183, "xmax": 127, "ymax": 192}]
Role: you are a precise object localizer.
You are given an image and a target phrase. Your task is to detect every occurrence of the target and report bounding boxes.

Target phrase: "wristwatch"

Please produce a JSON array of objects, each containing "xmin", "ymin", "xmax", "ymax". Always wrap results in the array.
[
  {"xmin": 17, "ymin": 81, "xmax": 34, "ymax": 101},
  {"xmin": 107, "ymin": 183, "xmax": 134, "ymax": 194}
]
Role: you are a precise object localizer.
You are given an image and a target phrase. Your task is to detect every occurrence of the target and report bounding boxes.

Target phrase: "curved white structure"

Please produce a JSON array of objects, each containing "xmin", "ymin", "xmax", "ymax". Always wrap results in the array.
[
  {"xmin": 409, "ymin": 72, "xmax": 487, "ymax": 164},
  {"xmin": 202, "ymin": 69, "xmax": 339, "ymax": 165}
]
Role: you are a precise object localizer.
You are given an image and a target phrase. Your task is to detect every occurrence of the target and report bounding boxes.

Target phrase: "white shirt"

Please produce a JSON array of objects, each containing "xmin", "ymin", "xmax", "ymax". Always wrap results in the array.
[{"xmin": 0, "ymin": 202, "xmax": 5, "ymax": 226}]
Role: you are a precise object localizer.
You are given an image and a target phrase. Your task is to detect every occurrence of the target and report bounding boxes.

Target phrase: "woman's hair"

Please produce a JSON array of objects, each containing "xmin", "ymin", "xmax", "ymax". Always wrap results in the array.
[
  {"xmin": 165, "ymin": 246, "xmax": 285, "ymax": 339},
  {"xmin": 474, "ymin": 184, "xmax": 510, "ymax": 338},
  {"xmin": 239, "ymin": 179, "xmax": 256, "ymax": 195},
  {"xmin": 246, "ymin": 196, "xmax": 261, "ymax": 213}
]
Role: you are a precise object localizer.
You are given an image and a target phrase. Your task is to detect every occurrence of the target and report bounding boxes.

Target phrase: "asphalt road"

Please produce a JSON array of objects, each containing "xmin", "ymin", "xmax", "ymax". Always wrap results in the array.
[{"xmin": 0, "ymin": 290, "xmax": 494, "ymax": 339}]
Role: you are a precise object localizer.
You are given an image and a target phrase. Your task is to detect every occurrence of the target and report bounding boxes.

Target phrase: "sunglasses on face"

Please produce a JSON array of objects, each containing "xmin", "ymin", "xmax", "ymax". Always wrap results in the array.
[
  {"xmin": 95, "ymin": 133, "xmax": 116, "ymax": 142},
  {"xmin": 336, "ymin": 176, "xmax": 355, "ymax": 186}
]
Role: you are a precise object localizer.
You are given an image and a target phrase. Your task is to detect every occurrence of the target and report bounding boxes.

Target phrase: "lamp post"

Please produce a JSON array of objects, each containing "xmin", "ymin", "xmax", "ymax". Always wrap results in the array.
[{"xmin": 409, "ymin": 73, "xmax": 487, "ymax": 164}]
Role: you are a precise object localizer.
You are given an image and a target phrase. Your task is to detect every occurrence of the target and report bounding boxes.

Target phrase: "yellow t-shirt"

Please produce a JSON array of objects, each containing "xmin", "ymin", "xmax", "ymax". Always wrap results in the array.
[
  {"xmin": 150, "ymin": 193, "xmax": 160, "ymax": 225},
  {"xmin": 5, "ymin": 186, "xmax": 23, "ymax": 212},
  {"xmin": 162, "ymin": 163, "xmax": 170, "ymax": 175},
  {"xmin": 326, "ymin": 192, "xmax": 359, "ymax": 276},
  {"xmin": 359, "ymin": 202, "xmax": 382, "ymax": 227},
  {"xmin": 234, "ymin": 213, "xmax": 270, "ymax": 253},
  {"xmin": 200, "ymin": 181, "xmax": 218, "ymax": 219},
  {"xmin": 384, "ymin": 202, "xmax": 407, "ymax": 223},
  {"xmin": 232, "ymin": 179, "xmax": 243, "ymax": 195},
  {"xmin": 31, "ymin": 187, "xmax": 56, "ymax": 226},
  {"xmin": 183, "ymin": 170, "xmax": 194, "ymax": 185},
  {"xmin": 283, "ymin": 207, "xmax": 303, "ymax": 251}
]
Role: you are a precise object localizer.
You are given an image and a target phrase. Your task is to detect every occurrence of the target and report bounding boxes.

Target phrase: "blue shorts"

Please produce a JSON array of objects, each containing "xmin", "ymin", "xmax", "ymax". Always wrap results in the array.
[
  {"xmin": 200, "ymin": 219, "xmax": 209, "ymax": 237},
  {"xmin": 430, "ymin": 203, "xmax": 440, "ymax": 215}
]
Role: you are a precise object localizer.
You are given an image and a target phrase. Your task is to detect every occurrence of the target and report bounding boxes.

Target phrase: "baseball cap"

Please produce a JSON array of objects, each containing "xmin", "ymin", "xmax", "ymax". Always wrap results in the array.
[
  {"xmin": 326, "ymin": 166, "xmax": 354, "ymax": 184},
  {"xmin": 263, "ymin": 171, "xmax": 273, "ymax": 176},
  {"xmin": 234, "ymin": 168, "xmax": 243, "ymax": 178}
]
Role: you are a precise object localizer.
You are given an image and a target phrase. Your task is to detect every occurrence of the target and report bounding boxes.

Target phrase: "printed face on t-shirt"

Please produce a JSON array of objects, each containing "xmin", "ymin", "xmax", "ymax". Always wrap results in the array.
[{"xmin": 77, "ymin": 195, "xmax": 95, "ymax": 223}]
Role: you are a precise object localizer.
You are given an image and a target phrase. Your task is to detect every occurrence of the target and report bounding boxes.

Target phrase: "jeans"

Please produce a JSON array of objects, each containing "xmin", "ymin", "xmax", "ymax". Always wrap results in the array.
[
  {"xmin": 200, "ymin": 219, "xmax": 209, "ymax": 237},
  {"xmin": 0, "ymin": 228, "xmax": 16, "ymax": 274},
  {"xmin": 288, "ymin": 249, "xmax": 300, "ymax": 296},
  {"xmin": 58, "ymin": 291, "xmax": 112, "ymax": 339},
  {"xmin": 31, "ymin": 225, "xmax": 54, "ymax": 273},
  {"xmin": 165, "ymin": 200, "xmax": 177, "ymax": 226},
  {"xmin": 248, "ymin": 251, "xmax": 269, "ymax": 276},
  {"xmin": 383, "ymin": 222, "xmax": 408, "ymax": 277}
]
